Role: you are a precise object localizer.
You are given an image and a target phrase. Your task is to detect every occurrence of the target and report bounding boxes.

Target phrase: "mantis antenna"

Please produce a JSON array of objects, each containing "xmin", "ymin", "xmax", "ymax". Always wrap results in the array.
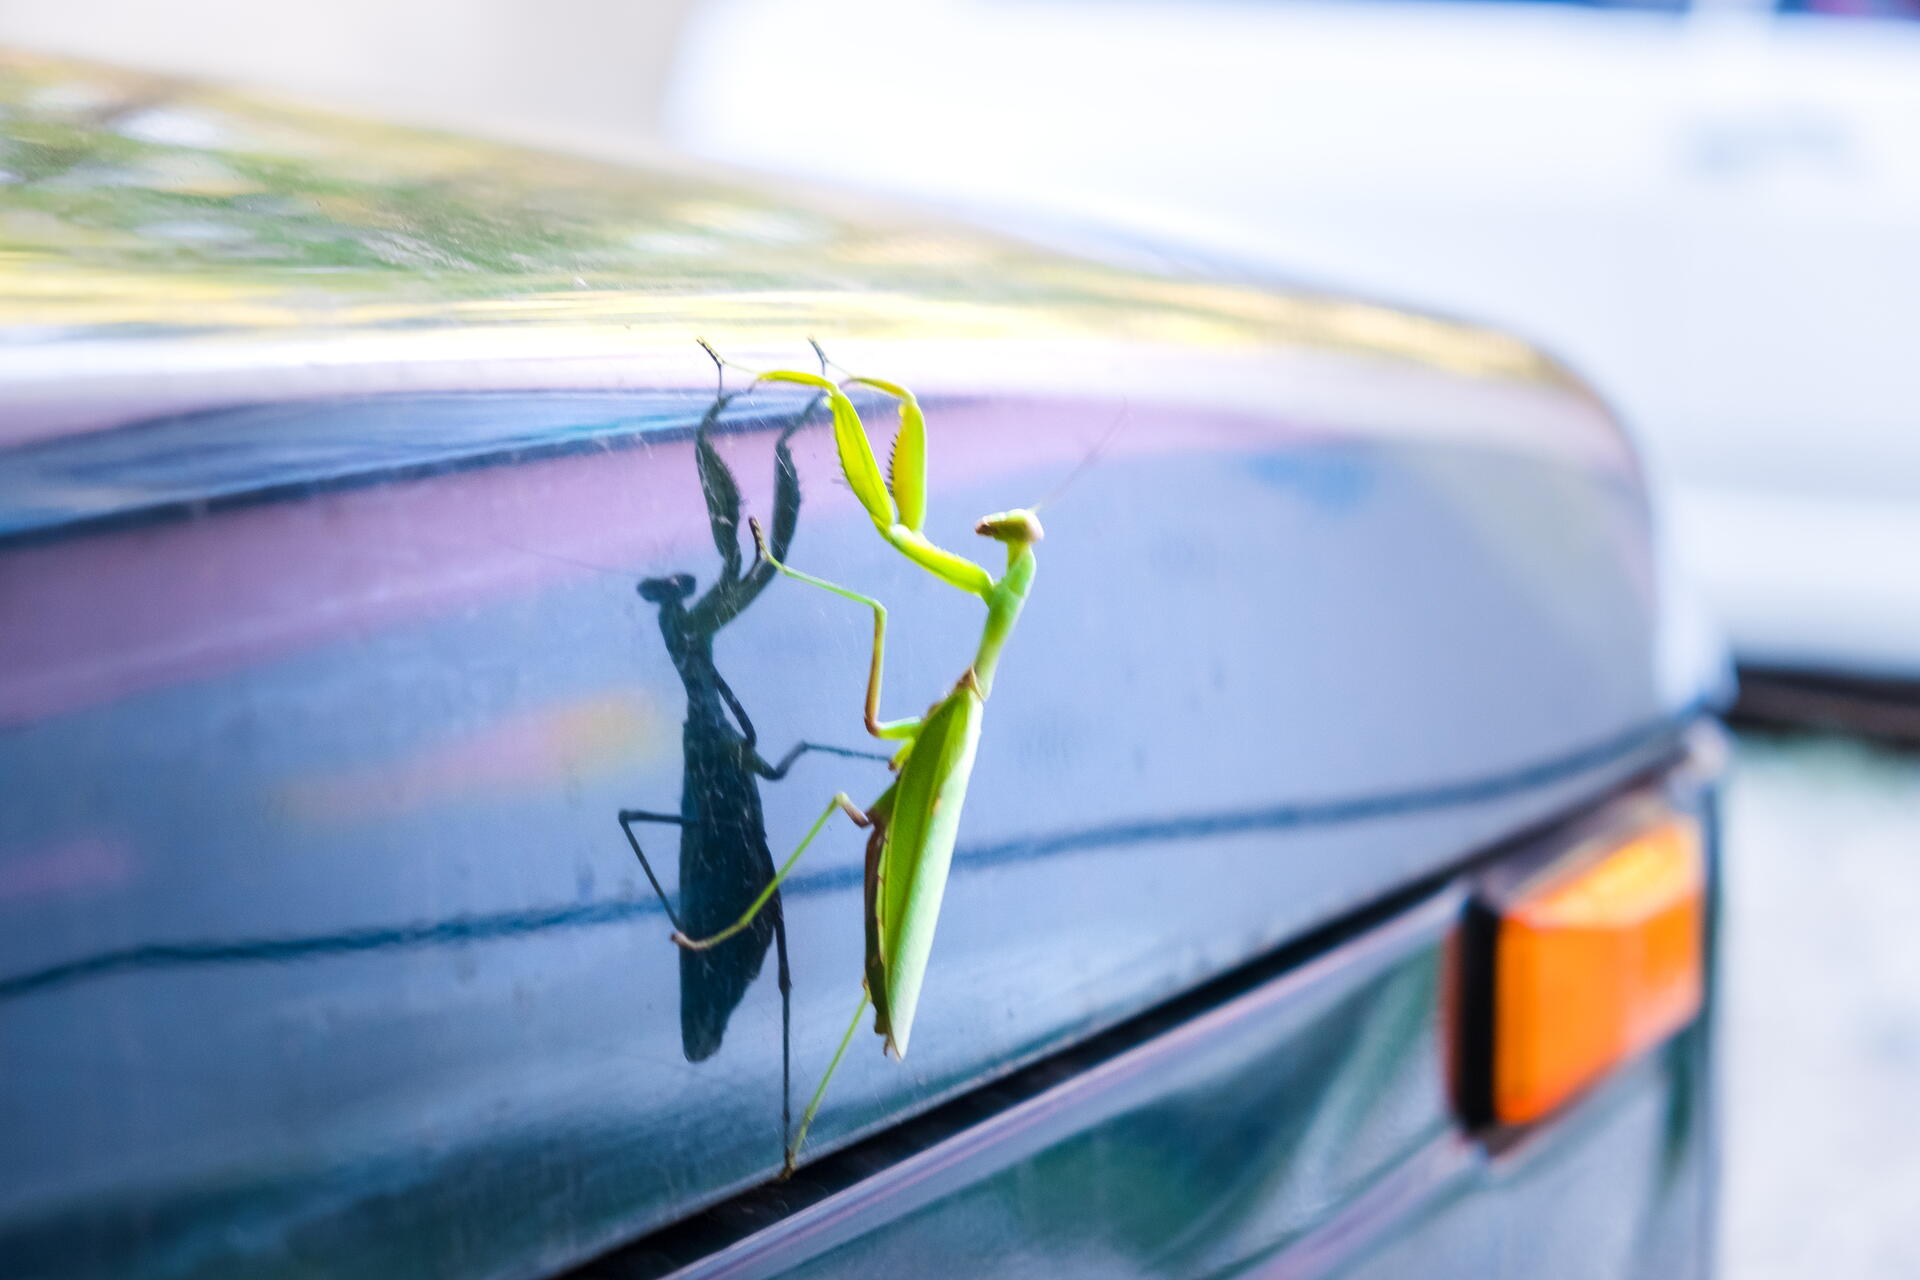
[{"xmin": 1032, "ymin": 401, "xmax": 1129, "ymax": 515}]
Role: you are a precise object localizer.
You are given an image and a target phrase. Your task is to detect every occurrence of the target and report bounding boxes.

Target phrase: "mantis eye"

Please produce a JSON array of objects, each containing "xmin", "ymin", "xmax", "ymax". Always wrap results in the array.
[{"xmin": 973, "ymin": 509, "xmax": 1044, "ymax": 544}]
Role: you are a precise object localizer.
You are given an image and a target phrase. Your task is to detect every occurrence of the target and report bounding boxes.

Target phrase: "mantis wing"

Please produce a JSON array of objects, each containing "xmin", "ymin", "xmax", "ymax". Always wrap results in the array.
[{"xmin": 865, "ymin": 688, "xmax": 983, "ymax": 1058}]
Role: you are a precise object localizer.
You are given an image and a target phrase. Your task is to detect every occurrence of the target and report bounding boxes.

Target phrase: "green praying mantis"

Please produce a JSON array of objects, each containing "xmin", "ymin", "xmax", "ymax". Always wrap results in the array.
[{"xmin": 676, "ymin": 342, "xmax": 1042, "ymax": 1176}]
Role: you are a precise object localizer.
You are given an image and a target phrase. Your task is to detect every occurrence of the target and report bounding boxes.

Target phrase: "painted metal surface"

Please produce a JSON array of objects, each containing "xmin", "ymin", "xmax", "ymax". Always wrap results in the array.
[
  {"xmin": 0, "ymin": 49, "xmax": 1574, "ymax": 446},
  {"xmin": 1323, "ymin": 1005, "xmax": 1714, "ymax": 1280},
  {"xmin": 579, "ymin": 767, "xmax": 1718, "ymax": 1279},
  {"xmin": 607, "ymin": 889, "xmax": 1467, "ymax": 1280},
  {"xmin": 0, "ymin": 54, "xmax": 1724, "ymax": 1280}
]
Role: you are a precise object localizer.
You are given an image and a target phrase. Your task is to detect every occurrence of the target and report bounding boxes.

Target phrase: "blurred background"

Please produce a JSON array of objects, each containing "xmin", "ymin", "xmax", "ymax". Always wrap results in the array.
[{"xmin": 2, "ymin": 0, "xmax": 1915, "ymax": 1272}]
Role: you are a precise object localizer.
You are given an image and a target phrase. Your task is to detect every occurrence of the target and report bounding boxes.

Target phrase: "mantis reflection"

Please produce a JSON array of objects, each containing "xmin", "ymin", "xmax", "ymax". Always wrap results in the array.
[{"xmin": 620, "ymin": 388, "xmax": 881, "ymax": 1147}]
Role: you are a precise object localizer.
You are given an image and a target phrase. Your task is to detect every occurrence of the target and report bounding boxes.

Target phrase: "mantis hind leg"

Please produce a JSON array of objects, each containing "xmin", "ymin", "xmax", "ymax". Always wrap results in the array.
[
  {"xmin": 783, "ymin": 990, "xmax": 871, "ymax": 1179},
  {"xmin": 756, "ymin": 740, "xmax": 893, "ymax": 780},
  {"xmin": 672, "ymin": 793, "xmax": 869, "ymax": 951},
  {"xmin": 773, "ymin": 902, "xmax": 793, "ymax": 1154},
  {"xmin": 618, "ymin": 809, "xmax": 688, "ymax": 934}
]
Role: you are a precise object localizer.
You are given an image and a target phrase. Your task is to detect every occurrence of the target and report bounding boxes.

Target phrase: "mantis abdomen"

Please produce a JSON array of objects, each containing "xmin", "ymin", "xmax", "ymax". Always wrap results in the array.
[{"xmin": 867, "ymin": 685, "xmax": 983, "ymax": 1058}]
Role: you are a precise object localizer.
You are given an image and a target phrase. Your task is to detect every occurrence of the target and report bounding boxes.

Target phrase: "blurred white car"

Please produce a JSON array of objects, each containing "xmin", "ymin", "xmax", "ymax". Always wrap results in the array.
[{"xmin": 666, "ymin": 0, "xmax": 1920, "ymax": 681}]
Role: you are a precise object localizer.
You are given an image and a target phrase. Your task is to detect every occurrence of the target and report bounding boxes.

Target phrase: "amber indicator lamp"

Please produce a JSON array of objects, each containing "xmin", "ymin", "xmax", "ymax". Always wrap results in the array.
[{"xmin": 1467, "ymin": 808, "xmax": 1706, "ymax": 1127}]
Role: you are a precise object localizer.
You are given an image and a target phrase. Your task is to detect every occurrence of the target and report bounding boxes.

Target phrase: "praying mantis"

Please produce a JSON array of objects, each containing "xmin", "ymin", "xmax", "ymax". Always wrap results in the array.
[{"xmin": 676, "ymin": 342, "xmax": 1042, "ymax": 1176}]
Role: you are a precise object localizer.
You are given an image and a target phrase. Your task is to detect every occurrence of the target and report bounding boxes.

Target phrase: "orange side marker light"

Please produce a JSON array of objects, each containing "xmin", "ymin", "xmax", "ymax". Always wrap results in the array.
[{"xmin": 1493, "ymin": 815, "xmax": 1705, "ymax": 1125}]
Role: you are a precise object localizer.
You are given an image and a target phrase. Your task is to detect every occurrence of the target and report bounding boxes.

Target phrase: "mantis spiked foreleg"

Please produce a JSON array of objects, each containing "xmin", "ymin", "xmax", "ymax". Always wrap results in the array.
[{"xmin": 671, "ymin": 346, "xmax": 1043, "ymax": 1176}]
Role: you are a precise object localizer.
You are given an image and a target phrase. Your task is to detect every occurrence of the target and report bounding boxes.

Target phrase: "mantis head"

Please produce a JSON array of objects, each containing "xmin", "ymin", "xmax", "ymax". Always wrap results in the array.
[
  {"xmin": 638, "ymin": 573, "xmax": 696, "ymax": 604},
  {"xmin": 974, "ymin": 509, "xmax": 1044, "ymax": 545}
]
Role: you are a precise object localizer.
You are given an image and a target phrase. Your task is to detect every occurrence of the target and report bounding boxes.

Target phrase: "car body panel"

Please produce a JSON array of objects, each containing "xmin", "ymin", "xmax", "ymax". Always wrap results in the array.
[
  {"xmin": 582, "ymin": 765, "xmax": 1719, "ymax": 1280},
  {"xmin": 0, "ymin": 54, "xmax": 1724, "ymax": 1280},
  {"xmin": 628, "ymin": 887, "xmax": 1470, "ymax": 1280}
]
